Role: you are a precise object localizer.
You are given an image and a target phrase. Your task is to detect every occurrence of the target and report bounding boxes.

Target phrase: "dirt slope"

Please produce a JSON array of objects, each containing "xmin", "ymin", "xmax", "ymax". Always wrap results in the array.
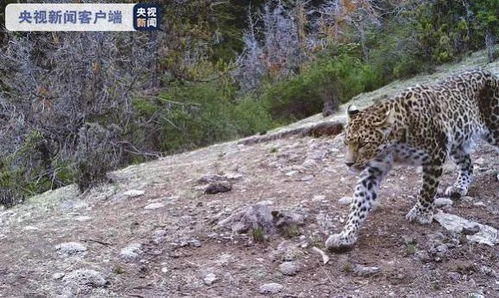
[{"xmin": 0, "ymin": 51, "xmax": 498, "ymax": 298}]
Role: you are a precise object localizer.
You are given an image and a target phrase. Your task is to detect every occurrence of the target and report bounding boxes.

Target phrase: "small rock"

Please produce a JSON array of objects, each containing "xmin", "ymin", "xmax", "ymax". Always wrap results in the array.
[
  {"xmin": 434, "ymin": 198, "xmax": 453, "ymax": 207},
  {"xmin": 189, "ymin": 239, "xmax": 202, "ymax": 247},
  {"xmin": 447, "ymin": 271, "xmax": 461, "ymax": 282},
  {"xmin": 312, "ymin": 195, "xmax": 326, "ymax": 202},
  {"xmin": 259, "ymin": 283, "xmax": 284, "ymax": 295},
  {"xmin": 152, "ymin": 229, "xmax": 167, "ymax": 244},
  {"xmin": 55, "ymin": 242, "xmax": 87, "ymax": 256},
  {"xmin": 299, "ymin": 175, "xmax": 314, "ymax": 181},
  {"xmin": 63, "ymin": 269, "xmax": 107, "ymax": 287},
  {"xmin": 224, "ymin": 172, "xmax": 243, "ymax": 181},
  {"xmin": 120, "ymin": 243, "xmax": 142, "ymax": 260},
  {"xmin": 198, "ymin": 174, "xmax": 225, "ymax": 184},
  {"xmin": 74, "ymin": 216, "xmax": 92, "ymax": 222},
  {"xmin": 204, "ymin": 182, "xmax": 232, "ymax": 194},
  {"xmin": 203, "ymin": 273, "xmax": 217, "ymax": 285},
  {"xmin": 338, "ymin": 197, "xmax": 353, "ymax": 205},
  {"xmin": 431, "ymin": 244, "xmax": 449, "ymax": 258},
  {"xmin": 272, "ymin": 210, "xmax": 305, "ymax": 228},
  {"xmin": 52, "ymin": 272, "xmax": 65, "ymax": 280},
  {"xmin": 353, "ymin": 264, "xmax": 380, "ymax": 277},
  {"xmin": 302, "ymin": 159, "xmax": 317, "ymax": 168},
  {"xmin": 462, "ymin": 196, "xmax": 474, "ymax": 202},
  {"xmin": 462, "ymin": 225, "xmax": 480, "ymax": 235},
  {"xmin": 278, "ymin": 261, "xmax": 299, "ymax": 276},
  {"xmin": 415, "ymin": 251, "xmax": 432, "ymax": 263},
  {"xmin": 144, "ymin": 202, "xmax": 165, "ymax": 210},
  {"xmin": 123, "ymin": 189, "xmax": 145, "ymax": 198},
  {"xmin": 161, "ymin": 267, "xmax": 168, "ymax": 273}
]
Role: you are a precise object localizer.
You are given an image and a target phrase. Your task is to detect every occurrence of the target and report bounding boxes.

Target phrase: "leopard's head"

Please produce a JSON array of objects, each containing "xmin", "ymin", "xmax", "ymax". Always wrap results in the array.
[{"xmin": 343, "ymin": 104, "xmax": 395, "ymax": 170}]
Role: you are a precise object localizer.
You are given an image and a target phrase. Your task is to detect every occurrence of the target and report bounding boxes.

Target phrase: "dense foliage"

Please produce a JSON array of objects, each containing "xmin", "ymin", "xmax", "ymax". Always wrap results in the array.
[{"xmin": 0, "ymin": 0, "xmax": 497, "ymax": 205}]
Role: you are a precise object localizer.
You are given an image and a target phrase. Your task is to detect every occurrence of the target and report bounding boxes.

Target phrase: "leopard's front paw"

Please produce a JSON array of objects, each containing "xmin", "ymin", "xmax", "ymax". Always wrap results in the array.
[
  {"xmin": 325, "ymin": 232, "xmax": 357, "ymax": 253},
  {"xmin": 405, "ymin": 206, "xmax": 433, "ymax": 224},
  {"xmin": 444, "ymin": 185, "xmax": 467, "ymax": 199}
]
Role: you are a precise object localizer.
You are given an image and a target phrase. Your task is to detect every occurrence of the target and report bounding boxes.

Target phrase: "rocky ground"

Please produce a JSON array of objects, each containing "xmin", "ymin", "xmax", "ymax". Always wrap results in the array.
[{"xmin": 0, "ymin": 51, "xmax": 498, "ymax": 298}]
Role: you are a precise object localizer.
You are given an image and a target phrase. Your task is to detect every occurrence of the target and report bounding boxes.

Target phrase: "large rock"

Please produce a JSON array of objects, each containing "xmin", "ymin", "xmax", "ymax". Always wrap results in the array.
[
  {"xmin": 55, "ymin": 242, "xmax": 87, "ymax": 257},
  {"xmin": 433, "ymin": 211, "xmax": 498, "ymax": 246},
  {"xmin": 120, "ymin": 243, "xmax": 143, "ymax": 260},
  {"xmin": 218, "ymin": 202, "xmax": 275, "ymax": 234},
  {"xmin": 62, "ymin": 269, "xmax": 107, "ymax": 287}
]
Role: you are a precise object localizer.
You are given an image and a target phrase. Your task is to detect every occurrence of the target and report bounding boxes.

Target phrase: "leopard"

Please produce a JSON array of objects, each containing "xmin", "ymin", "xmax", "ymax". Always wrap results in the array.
[{"xmin": 326, "ymin": 68, "xmax": 499, "ymax": 251}]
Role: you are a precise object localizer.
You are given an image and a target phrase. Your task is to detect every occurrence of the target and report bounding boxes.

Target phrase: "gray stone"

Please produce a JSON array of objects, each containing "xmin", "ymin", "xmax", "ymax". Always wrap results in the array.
[
  {"xmin": 353, "ymin": 264, "xmax": 380, "ymax": 277},
  {"xmin": 273, "ymin": 210, "xmax": 305, "ymax": 228},
  {"xmin": 415, "ymin": 251, "xmax": 432, "ymax": 263},
  {"xmin": 433, "ymin": 211, "xmax": 498, "ymax": 246},
  {"xmin": 338, "ymin": 196, "xmax": 353, "ymax": 205},
  {"xmin": 434, "ymin": 198, "xmax": 453, "ymax": 207},
  {"xmin": 152, "ymin": 229, "xmax": 167, "ymax": 244},
  {"xmin": 447, "ymin": 271, "xmax": 461, "ymax": 282},
  {"xmin": 144, "ymin": 202, "xmax": 165, "ymax": 210},
  {"xmin": 203, "ymin": 273, "xmax": 217, "ymax": 285},
  {"xmin": 120, "ymin": 243, "xmax": 142, "ymax": 260},
  {"xmin": 278, "ymin": 261, "xmax": 299, "ymax": 276},
  {"xmin": 312, "ymin": 195, "xmax": 326, "ymax": 202},
  {"xmin": 218, "ymin": 202, "xmax": 275, "ymax": 234},
  {"xmin": 55, "ymin": 242, "xmax": 87, "ymax": 256},
  {"xmin": 63, "ymin": 269, "xmax": 107, "ymax": 287},
  {"xmin": 204, "ymin": 182, "xmax": 232, "ymax": 194},
  {"xmin": 259, "ymin": 283, "xmax": 284, "ymax": 295},
  {"xmin": 52, "ymin": 272, "xmax": 65, "ymax": 280},
  {"xmin": 123, "ymin": 189, "xmax": 145, "ymax": 198}
]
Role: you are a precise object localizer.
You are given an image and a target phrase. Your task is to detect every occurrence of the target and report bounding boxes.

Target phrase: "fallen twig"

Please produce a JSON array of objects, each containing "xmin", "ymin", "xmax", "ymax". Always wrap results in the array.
[{"xmin": 312, "ymin": 246, "xmax": 330, "ymax": 265}]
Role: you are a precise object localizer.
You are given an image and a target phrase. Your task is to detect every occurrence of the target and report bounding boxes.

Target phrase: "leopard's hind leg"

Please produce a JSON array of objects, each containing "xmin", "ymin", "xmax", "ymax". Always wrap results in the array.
[{"xmin": 445, "ymin": 148, "xmax": 473, "ymax": 199}]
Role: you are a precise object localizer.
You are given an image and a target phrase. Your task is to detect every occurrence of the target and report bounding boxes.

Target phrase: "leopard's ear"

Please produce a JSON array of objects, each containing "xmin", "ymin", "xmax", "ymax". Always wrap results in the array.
[{"xmin": 346, "ymin": 105, "xmax": 360, "ymax": 122}]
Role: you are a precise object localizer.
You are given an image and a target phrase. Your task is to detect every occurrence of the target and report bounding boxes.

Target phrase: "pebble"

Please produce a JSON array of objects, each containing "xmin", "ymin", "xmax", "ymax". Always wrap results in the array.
[
  {"xmin": 52, "ymin": 272, "xmax": 65, "ymax": 280},
  {"xmin": 353, "ymin": 264, "xmax": 380, "ymax": 277},
  {"xmin": 338, "ymin": 197, "xmax": 353, "ymax": 205},
  {"xmin": 203, "ymin": 273, "xmax": 217, "ymax": 285},
  {"xmin": 447, "ymin": 271, "xmax": 461, "ymax": 282},
  {"xmin": 74, "ymin": 216, "xmax": 92, "ymax": 222},
  {"xmin": 278, "ymin": 261, "xmax": 299, "ymax": 276},
  {"xmin": 259, "ymin": 283, "xmax": 284, "ymax": 295},
  {"xmin": 120, "ymin": 243, "xmax": 142, "ymax": 260},
  {"xmin": 312, "ymin": 195, "xmax": 326, "ymax": 202},
  {"xmin": 144, "ymin": 202, "xmax": 165, "ymax": 210},
  {"xmin": 123, "ymin": 190, "xmax": 145, "ymax": 198},
  {"xmin": 434, "ymin": 198, "xmax": 453, "ymax": 207},
  {"xmin": 204, "ymin": 182, "xmax": 232, "ymax": 194}
]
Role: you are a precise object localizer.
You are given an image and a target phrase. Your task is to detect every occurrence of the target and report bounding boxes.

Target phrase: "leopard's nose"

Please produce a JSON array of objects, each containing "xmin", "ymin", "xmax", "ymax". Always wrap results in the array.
[{"xmin": 345, "ymin": 162, "xmax": 354, "ymax": 167}]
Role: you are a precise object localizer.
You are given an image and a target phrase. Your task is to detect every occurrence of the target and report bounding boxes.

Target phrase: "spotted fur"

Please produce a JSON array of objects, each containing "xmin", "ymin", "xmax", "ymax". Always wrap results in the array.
[{"xmin": 326, "ymin": 69, "xmax": 499, "ymax": 251}]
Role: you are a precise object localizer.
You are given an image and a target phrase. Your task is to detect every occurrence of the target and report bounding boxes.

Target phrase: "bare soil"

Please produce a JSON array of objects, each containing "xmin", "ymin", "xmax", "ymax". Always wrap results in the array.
[
  {"xmin": 0, "ymin": 50, "xmax": 498, "ymax": 298},
  {"xmin": 0, "ymin": 131, "xmax": 497, "ymax": 297}
]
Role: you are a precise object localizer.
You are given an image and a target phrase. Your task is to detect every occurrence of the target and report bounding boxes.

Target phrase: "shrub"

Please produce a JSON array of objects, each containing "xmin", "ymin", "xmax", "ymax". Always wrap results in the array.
[
  {"xmin": 74, "ymin": 123, "xmax": 122, "ymax": 192},
  {"xmin": 260, "ymin": 52, "xmax": 382, "ymax": 122}
]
